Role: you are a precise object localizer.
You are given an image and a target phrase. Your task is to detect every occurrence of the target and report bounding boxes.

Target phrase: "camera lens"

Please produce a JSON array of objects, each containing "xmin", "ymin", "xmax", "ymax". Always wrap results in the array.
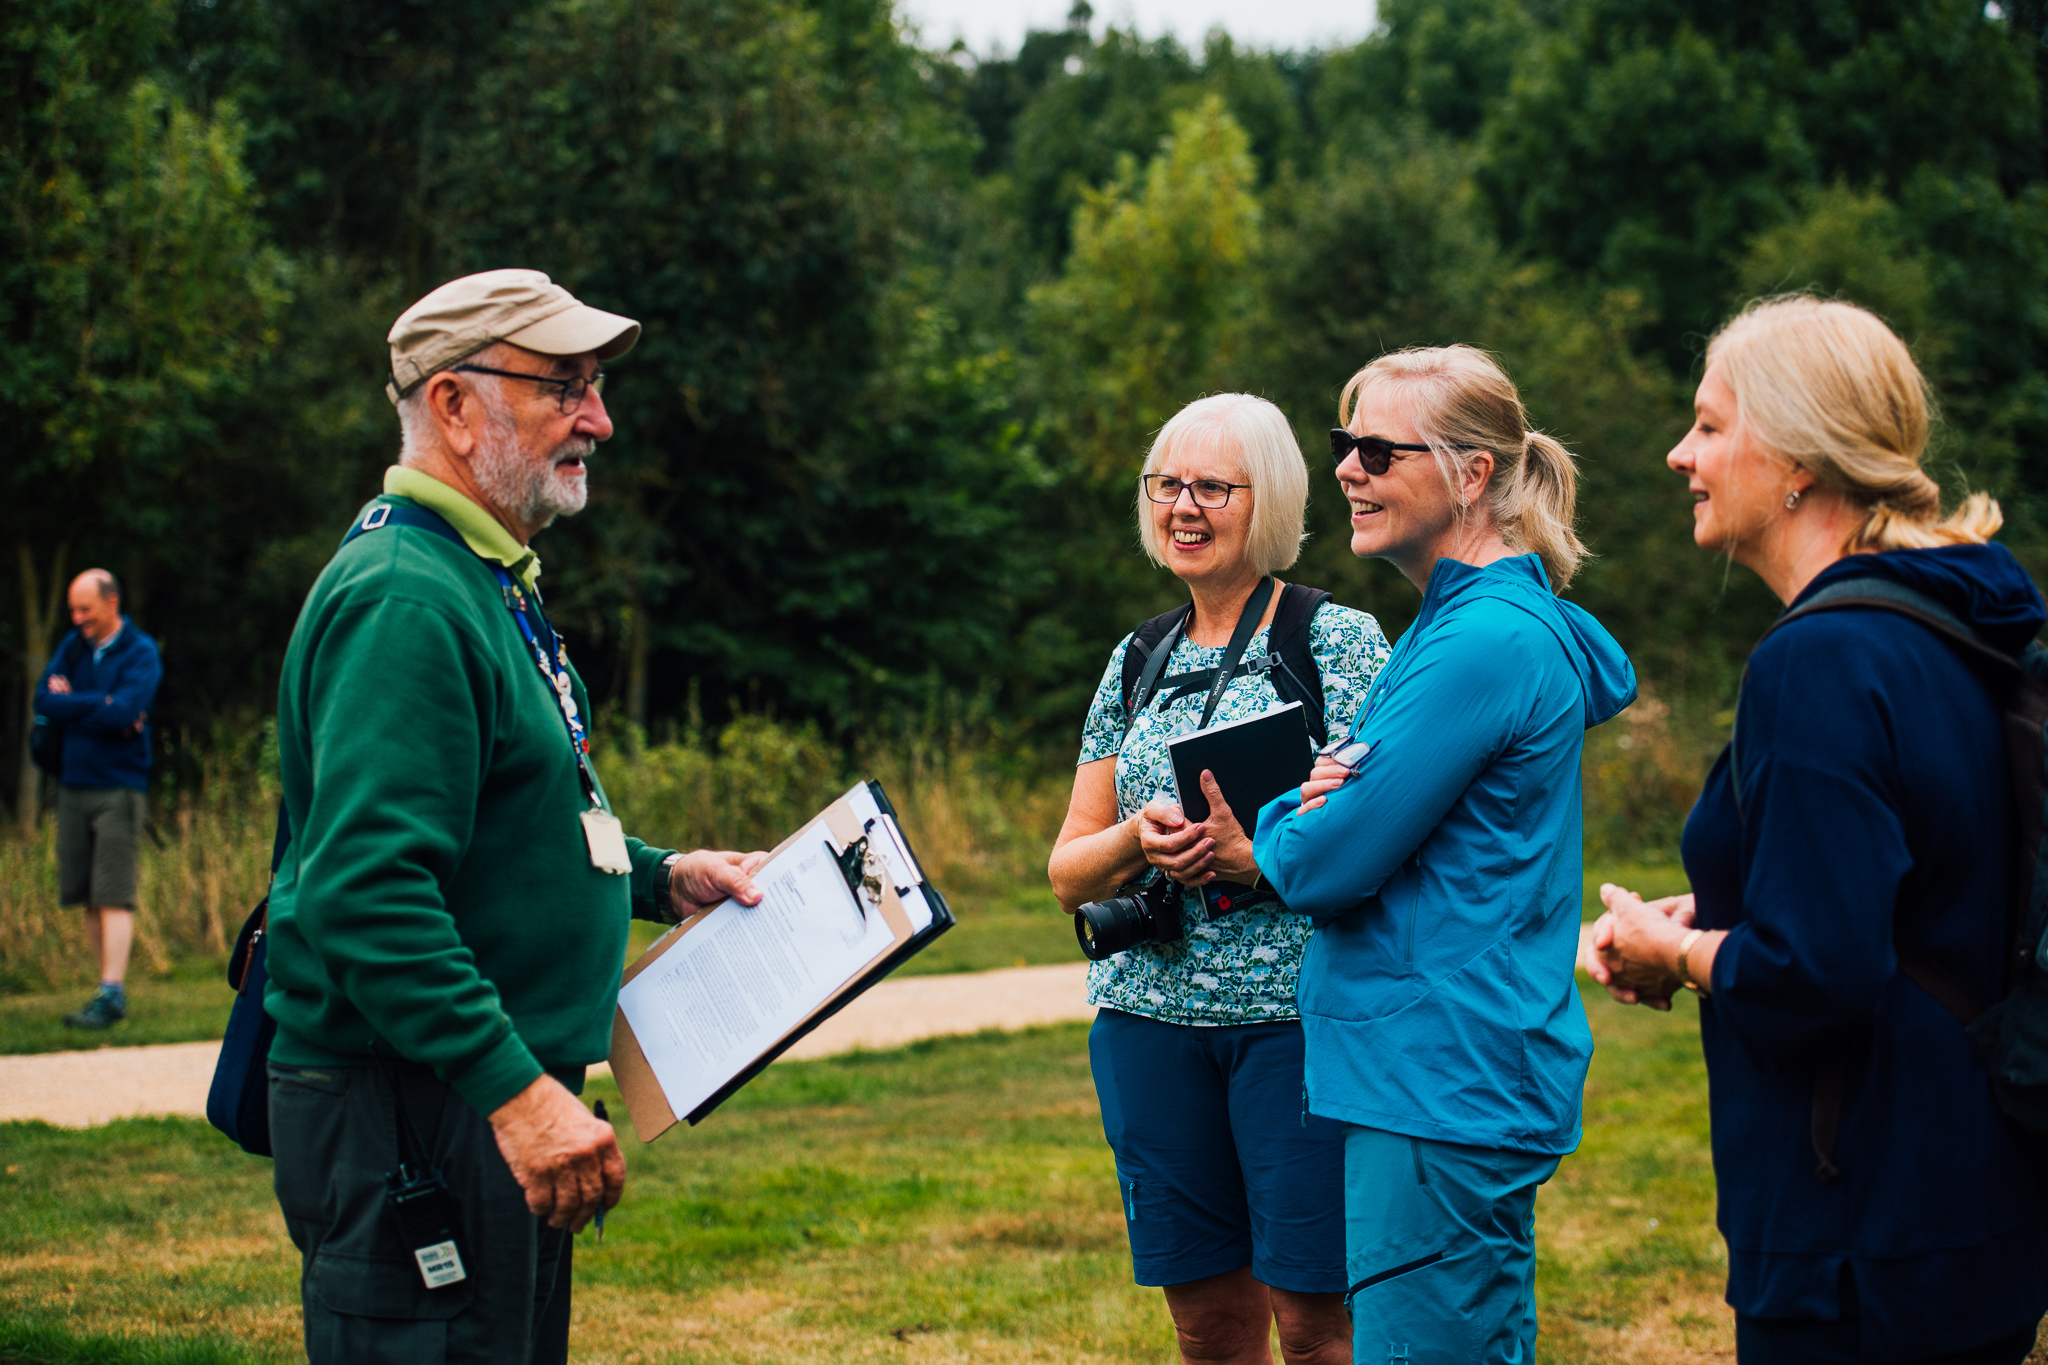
[
  {"xmin": 1074, "ymin": 878, "xmax": 1184, "ymax": 961},
  {"xmin": 1075, "ymin": 892, "xmax": 1152, "ymax": 960}
]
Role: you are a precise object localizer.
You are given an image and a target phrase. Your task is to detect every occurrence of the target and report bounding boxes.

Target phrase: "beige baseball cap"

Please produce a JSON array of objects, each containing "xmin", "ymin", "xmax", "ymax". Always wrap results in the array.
[{"xmin": 384, "ymin": 268, "xmax": 641, "ymax": 404}]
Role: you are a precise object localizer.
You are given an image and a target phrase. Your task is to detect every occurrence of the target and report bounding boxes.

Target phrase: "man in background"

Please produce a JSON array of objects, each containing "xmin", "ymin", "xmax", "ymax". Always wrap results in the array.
[{"xmin": 34, "ymin": 569, "xmax": 163, "ymax": 1030}]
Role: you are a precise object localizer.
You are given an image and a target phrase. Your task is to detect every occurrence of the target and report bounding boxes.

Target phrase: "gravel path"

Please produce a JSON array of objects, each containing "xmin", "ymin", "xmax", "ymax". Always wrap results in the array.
[
  {"xmin": 1, "ymin": 928, "xmax": 1607, "ymax": 1129},
  {"xmin": 0, "ymin": 962, "xmax": 1092, "ymax": 1129}
]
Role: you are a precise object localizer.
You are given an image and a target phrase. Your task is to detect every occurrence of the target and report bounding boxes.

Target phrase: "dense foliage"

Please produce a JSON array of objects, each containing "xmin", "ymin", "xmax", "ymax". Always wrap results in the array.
[{"xmin": 7, "ymin": 0, "xmax": 2048, "ymax": 801}]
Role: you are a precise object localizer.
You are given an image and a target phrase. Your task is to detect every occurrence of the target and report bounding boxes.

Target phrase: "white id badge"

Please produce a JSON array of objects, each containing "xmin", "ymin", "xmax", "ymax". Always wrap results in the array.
[
  {"xmin": 413, "ymin": 1239, "xmax": 468, "ymax": 1288},
  {"xmin": 580, "ymin": 809, "xmax": 632, "ymax": 875}
]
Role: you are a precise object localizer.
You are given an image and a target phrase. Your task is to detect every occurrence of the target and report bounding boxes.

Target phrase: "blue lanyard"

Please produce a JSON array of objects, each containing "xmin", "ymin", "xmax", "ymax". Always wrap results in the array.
[{"xmin": 493, "ymin": 569, "xmax": 603, "ymax": 810}]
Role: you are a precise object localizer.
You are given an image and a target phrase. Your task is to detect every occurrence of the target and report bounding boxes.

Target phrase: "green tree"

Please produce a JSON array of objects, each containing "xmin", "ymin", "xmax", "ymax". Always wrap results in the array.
[
  {"xmin": 1479, "ymin": 0, "xmax": 2038, "ymax": 360},
  {"xmin": 1016, "ymin": 95, "xmax": 1269, "ymax": 720},
  {"xmin": 1, "ymin": 0, "xmax": 285, "ymax": 823},
  {"xmin": 419, "ymin": 0, "xmax": 1044, "ymax": 722}
]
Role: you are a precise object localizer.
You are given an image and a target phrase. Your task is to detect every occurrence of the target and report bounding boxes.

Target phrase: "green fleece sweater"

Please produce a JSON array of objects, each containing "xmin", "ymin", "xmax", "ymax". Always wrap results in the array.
[{"xmin": 265, "ymin": 480, "xmax": 673, "ymax": 1115}]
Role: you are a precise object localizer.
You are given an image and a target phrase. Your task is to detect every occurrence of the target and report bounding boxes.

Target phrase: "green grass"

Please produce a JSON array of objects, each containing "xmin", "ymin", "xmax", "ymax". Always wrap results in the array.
[
  {"xmin": 0, "ymin": 988, "xmax": 1751, "ymax": 1363},
  {"xmin": 1581, "ymin": 863, "xmax": 1691, "ymax": 921},
  {"xmin": 0, "ymin": 963, "xmax": 239, "ymax": 1057}
]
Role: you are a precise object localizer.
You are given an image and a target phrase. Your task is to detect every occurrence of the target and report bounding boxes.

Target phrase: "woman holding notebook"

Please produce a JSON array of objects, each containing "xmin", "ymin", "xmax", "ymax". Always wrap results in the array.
[
  {"xmin": 1050, "ymin": 393, "xmax": 1391, "ymax": 1365},
  {"xmin": 1252, "ymin": 347, "xmax": 1636, "ymax": 1364}
]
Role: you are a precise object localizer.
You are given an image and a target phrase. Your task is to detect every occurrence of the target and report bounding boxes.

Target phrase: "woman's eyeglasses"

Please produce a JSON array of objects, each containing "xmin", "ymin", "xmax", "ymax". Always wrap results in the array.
[
  {"xmin": 1328, "ymin": 429, "xmax": 1434, "ymax": 475},
  {"xmin": 1140, "ymin": 474, "xmax": 1251, "ymax": 508}
]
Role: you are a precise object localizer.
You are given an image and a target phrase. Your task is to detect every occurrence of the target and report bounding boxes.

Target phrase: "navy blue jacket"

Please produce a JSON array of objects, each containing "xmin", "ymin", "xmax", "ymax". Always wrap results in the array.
[
  {"xmin": 33, "ymin": 620, "xmax": 161, "ymax": 792},
  {"xmin": 1687, "ymin": 544, "xmax": 2048, "ymax": 1354}
]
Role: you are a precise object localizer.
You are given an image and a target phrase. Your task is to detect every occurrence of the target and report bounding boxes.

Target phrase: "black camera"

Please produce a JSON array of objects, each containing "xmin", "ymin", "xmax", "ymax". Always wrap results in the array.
[
  {"xmin": 1075, "ymin": 873, "xmax": 1185, "ymax": 961},
  {"xmin": 1074, "ymin": 875, "xmax": 1279, "ymax": 961}
]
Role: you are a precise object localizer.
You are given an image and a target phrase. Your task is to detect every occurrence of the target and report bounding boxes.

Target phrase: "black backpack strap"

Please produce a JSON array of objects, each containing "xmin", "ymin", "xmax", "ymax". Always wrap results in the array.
[
  {"xmin": 1732, "ymin": 579, "xmax": 2020, "ymax": 812},
  {"xmin": 1120, "ymin": 604, "xmax": 1195, "ymax": 741},
  {"xmin": 1118, "ymin": 577, "xmax": 1275, "ymax": 735},
  {"xmin": 1267, "ymin": 585, "xmax": 1333, "ymax": 747},
  {"xmin": 1742, "ymin": 577, "xmax": 2023, "ymax": 1183}
]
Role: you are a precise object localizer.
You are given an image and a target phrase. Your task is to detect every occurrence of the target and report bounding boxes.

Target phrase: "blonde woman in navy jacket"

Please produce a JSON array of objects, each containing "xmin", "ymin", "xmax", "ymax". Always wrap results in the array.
[
  {"xmin": 1589, "ymin": 297, "xmax": 2048, "ymax": 1361},
  {"xmin": 1253, "ymin": 346, "xmax": 1635, "ymax": 1364}
]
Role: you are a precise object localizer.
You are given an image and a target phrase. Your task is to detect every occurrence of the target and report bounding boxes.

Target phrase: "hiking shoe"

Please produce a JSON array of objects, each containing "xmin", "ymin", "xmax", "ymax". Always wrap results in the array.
[{"xmin": 63, "ymin": 987, "xmax": 126, "ymax": 1030}]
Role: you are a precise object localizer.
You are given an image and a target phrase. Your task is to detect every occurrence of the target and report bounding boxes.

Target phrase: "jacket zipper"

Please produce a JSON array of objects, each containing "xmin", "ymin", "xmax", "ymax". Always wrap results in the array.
[{"xmin": 1403, "ymin": 856, "xmax": 1421, "ymax": 965}]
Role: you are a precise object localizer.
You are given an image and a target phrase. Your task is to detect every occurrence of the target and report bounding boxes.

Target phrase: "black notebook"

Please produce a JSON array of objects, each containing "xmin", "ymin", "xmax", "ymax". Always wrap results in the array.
[{"xmin": 1167, "ymin": 702, "xmax": 1316, "ymax": 825}]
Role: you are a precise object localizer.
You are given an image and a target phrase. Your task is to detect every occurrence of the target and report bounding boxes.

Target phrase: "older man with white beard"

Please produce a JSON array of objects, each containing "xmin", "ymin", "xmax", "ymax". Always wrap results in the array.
[{"xmin": 262, "ymin": 271, "xmax": 766, "ymax": 1365}]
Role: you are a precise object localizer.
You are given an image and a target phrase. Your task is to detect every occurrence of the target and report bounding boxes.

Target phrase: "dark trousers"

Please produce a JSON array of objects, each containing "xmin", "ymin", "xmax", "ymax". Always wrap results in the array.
[
  {"xmin": 1735, "ymin": 1318, "xmax": 2036, "ymax": 1365},
  {"xmin": 269, "ymin": 1062, "xmax": 573, "ymax": 1365}
]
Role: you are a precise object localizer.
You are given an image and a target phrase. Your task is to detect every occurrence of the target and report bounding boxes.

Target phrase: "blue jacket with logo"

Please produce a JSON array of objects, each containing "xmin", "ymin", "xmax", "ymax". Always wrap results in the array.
[
  {"xmin": 1253, "ymin": 555, "xmax": 1636, "ymax": 1154},
  {"xmin": 34, "ymin": 620, "xmax": 161, "ymax": 792}
]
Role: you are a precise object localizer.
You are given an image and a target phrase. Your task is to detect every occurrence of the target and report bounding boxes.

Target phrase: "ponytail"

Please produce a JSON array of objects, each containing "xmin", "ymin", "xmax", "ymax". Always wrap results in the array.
[
  {"xmin": 1853, "ymin": 488, "xmax": 2003, "ymax": 553},
  {"xmin": 1494, "ymin": 431, "xmax": 1588, "ymax": 588}
]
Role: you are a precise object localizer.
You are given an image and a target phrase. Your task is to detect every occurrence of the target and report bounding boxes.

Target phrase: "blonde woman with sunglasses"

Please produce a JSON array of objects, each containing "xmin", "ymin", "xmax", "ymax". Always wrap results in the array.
[{"xmin": 1254, "ymin": 347, "xmax": 1636, "ymax": 1364}]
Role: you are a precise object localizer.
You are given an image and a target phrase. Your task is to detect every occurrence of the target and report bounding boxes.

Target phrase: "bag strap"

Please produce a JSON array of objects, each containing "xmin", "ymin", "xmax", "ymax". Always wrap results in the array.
[
  {"xmin": 229, "ymin": 499, "xmax": 468, "ymax": 992},
  {"xmin": 1122, "ymin": 604, "xmax": 1196, "ymax": 737},
  {"xmin": 1732, "ymin": 579, "xmax": 2019, "ymax": 812},
  {"xmin": 1268, "ymin": 585, "xmax": 1332, "ymax": 746},
  {"xmin": 341, "ymin": 499, "xmax": 470, "ymax": 552},
  {"xmin": 1118, "ymin": 579, "xmax": 1279, "ymax": 739},
  {"xmin": 1752, "ymin": 578, "xmax": 2021, "ymax": 1183}
]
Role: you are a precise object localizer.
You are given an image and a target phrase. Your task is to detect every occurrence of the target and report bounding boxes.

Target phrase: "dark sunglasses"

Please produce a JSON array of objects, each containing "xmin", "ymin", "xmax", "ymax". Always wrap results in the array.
[{"xmin": 1328, "ymin": 429, "xmax": 1434, "ymax": 475}]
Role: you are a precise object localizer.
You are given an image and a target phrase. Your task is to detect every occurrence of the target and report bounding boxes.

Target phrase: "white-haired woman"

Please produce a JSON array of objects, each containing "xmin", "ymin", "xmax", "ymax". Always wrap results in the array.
[
  {"xmin": 1588, "ymin": 298, "xmax": 2048, "ymax": 1361},
  {"xmin": 1050, "ymin": 393, "xmax": 1391, "ymax": 1365},
  {"xmin": 1252, "ymin": 347, "xmax": 1636, "ymax": 1363}
]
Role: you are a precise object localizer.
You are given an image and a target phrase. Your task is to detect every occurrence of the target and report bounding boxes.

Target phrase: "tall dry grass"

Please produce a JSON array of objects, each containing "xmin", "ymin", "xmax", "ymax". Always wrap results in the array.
[
  {"xmin": 0, "ymin": 688, "xmax": 1711, "ymax": 994},
  {"xmin": 0, "ymin": 726, "xmax": 278, "ymax": 993},
  {"xmin": 0, "ymin": 705, "xmax": 1071, "ymax": 994},
  {"xmin": 593, "ymin": 698, "xmax": 1069, "ymax": 906},
  {"xmin": 1581, "ymin": 689, "xmax": 1729, "ymax": 864}
]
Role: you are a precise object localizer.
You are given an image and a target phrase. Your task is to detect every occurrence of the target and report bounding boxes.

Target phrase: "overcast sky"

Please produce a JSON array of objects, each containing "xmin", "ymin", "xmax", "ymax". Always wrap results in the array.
[{"xmin": 896, "ymin": 0, "xmax": 1377, "ymax": 56}]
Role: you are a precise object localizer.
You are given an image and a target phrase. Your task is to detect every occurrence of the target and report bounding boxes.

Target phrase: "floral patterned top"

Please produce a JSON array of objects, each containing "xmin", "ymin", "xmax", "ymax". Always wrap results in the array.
[{"xmin": 1076, "ymin": 601, "xmax": 1392, "ymax": 1024}]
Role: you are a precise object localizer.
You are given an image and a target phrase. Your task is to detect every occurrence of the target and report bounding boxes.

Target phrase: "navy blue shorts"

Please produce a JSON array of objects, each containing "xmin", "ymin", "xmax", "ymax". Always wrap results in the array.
[{"xmin": 1089, "ymin": 1008, "xmax": 1346, "ymax": 1292}]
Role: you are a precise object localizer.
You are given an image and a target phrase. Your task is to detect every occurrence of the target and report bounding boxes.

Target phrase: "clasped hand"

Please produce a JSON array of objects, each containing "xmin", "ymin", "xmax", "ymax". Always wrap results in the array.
[
  {"xmin": 1139, "ymin": 771, "xmax": 1258, "ymax": 886},
  {"xmin": 1580, "ymin": 884, "xmax": 1696, "ymax": 1011}
]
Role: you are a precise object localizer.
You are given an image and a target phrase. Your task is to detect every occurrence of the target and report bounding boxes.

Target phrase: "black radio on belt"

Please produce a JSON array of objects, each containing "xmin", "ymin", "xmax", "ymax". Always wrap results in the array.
[
  {"xmin": 378, "ymin": 1058, "xmax": 469, "ymax": 1290},
  {"xmin": 385, "ymin": 1160, "xmax": 468, "ymax": 1289}
]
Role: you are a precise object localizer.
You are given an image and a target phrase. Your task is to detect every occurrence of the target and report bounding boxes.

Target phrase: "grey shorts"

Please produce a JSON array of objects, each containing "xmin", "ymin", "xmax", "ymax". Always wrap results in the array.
[{"xmin": 57, "ymin": 786, "xmax": 145, "ymax": 908}]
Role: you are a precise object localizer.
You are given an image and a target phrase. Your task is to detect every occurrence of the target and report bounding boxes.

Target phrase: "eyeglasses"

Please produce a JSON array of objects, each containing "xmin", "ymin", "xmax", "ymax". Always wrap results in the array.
[
  {"xmin": 452, "ymin": 363, "xmax": 606, "ymax": 414},
  {"xmin": 1141, "ymin": 474, "xmax": 1251, "ymax": 508},
  {"xmin": 1328, "ymin": 429, "xmax": 1436, "ymax": 475}
]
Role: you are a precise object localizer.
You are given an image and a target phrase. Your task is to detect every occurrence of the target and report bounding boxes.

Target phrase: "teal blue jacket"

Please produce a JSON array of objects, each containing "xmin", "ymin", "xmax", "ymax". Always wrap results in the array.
[{"xmin": 1253, "ymin": 555, "xmax": 1636, "ymax": 1153}]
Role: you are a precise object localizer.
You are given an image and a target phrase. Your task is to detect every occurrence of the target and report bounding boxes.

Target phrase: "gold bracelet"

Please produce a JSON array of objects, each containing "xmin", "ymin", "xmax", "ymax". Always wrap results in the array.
[{"xmin": 1676, "ymin": 929, "xmax": 1706, "ymax": 994}]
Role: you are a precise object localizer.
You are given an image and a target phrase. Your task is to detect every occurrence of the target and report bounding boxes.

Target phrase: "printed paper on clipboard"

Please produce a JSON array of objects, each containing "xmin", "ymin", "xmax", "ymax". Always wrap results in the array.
[{"xmin": 614, "ymin": 816, "xmax": 899, "ymax": 1125}]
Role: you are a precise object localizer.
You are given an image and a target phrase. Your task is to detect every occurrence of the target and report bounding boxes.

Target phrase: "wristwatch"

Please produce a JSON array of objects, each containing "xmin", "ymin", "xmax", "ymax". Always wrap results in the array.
[{"xmin": 652, "ymin": 852, "xmax": 684, "ymax": 923}]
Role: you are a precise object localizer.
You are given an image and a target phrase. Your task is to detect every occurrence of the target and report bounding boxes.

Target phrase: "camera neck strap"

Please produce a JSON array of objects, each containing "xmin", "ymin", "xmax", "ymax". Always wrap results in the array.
[
  {"xmin": 1127, "ymin": 576, "xmax": 1275, "ymax": 734},
  {"xmin": 1199, "ymin": 577, "xmax": 1274, "ymax": 730}
]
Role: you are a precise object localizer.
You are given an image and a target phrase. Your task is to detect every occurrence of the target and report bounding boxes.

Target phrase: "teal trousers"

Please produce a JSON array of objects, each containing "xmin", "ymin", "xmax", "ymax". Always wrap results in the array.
[{"xmin": 1343, "ymin": 1125, "xmax": 1560, "ymax": 1365}]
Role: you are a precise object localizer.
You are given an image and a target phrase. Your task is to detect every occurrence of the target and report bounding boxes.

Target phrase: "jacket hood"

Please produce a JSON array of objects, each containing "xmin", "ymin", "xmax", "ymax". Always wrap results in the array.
[
  {"xmin": 1431, "ymin": 555, "xmax": 1638, "ymax": 728},
  {"xmin": 1801, "ymin": 543, "xmax": 2045, "ymax": 657}
]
